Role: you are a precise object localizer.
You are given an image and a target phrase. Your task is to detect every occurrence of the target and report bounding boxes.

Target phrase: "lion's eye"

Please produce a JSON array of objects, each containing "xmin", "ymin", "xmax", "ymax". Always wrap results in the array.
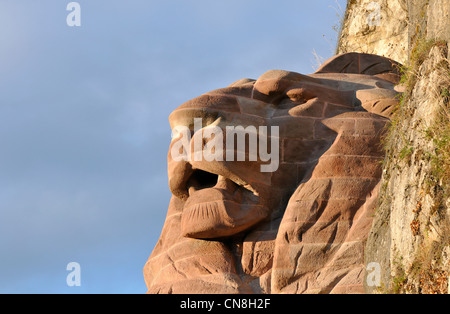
[
  {"xmin": 272, "ymin": 87, "xmax": 314, "ymax": 109},
  {"xmin": 277, "ymin": 96, "xmax": 306, "ymax": 109},
  {"xmin": 286, "ymin": 88, "xmax": 317, "ymax": 102}
]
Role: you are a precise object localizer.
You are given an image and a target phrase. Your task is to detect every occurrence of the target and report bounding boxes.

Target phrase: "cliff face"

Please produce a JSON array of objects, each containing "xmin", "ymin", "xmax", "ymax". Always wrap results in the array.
[
  {"xmin": 367, "ymin": 42, "xmax": 450, "ymax": 294},
  {"xmin": 339, "ymin": 0, "xmax": 450, "ymax": 294},
  {"xmin": 337, "ymin": 0, "xmax": 409, "ymax": 64}
]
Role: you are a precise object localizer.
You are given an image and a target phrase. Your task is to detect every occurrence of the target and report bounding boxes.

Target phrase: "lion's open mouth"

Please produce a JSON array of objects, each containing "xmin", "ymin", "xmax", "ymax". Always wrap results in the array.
[
  {"xmin": 186, "ymin": 170, "xmax": 220, "ymax": 196},
  {"xmin": 178, "ymin": 167, "xmax": 268, "ymax": 239},
  {"xmin": 185, "ymin": 168, "xmax": 256, "ymax": 198}
]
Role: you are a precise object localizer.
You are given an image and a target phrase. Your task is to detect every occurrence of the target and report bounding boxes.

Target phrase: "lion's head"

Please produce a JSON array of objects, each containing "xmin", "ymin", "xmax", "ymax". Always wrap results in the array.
[{"xmin": 144, "ymin": 53, "xmax": 402, "ymax": 294}]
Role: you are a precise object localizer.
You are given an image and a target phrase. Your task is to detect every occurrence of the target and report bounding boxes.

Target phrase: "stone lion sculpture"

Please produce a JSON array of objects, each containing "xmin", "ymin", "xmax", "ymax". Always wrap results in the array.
[{"xmin": 144, "ymin": 53, "xmax": 402, "ymax": 294}]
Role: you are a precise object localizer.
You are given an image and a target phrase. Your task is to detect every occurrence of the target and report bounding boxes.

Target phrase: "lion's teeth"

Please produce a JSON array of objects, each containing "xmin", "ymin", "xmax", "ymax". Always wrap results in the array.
[{"xmin": 217, "ymin": 175, "xmax": 227, "ymax": 182}]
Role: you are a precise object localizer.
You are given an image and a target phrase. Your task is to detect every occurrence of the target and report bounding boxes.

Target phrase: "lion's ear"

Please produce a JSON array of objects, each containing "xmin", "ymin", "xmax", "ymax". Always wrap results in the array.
[{"xmin": 315, "ymin": 53, "xmax": 402, "ymax": 83}]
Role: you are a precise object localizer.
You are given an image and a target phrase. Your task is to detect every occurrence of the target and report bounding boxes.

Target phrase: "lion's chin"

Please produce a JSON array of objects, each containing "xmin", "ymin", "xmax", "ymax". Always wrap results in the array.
[{"xmin": 181, "ymin": 188, "xmax": 268, "ymax": 239}]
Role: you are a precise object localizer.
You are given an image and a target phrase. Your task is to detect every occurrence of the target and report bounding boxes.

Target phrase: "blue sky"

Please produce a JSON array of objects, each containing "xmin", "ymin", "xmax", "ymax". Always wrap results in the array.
[{"xmin": 0, "ymin": 0, "xmax": 347, "ymax": 293}]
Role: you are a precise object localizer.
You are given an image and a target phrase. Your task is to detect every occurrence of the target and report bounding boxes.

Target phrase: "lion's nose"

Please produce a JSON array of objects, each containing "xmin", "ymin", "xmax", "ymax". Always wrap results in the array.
[{"xmin": 168, "ymin": 158, "xmax": 193, "ymax": 201}]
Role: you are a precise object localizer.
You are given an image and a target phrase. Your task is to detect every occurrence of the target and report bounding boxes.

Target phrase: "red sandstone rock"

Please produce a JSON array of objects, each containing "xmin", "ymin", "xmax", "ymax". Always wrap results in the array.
[{"xmin": 144, "ymin": 53, "xmax": 402, "ymax": 294}]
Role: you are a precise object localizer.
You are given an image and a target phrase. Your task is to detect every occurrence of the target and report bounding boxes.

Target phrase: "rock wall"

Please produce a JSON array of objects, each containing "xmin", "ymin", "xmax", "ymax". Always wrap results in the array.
[
  {"xmin": 366, "ymin": 43, "xmax": 449, "ymax": 294},
  {"xmin": 337, "ymin": 0, "xmax": 409, "ymax": 64},
  {"xmin": 408, "ymin": 0, "xmax": 450, "ymax": 54},
  {"xmin": 339, "ymin": 0, "xmax": 450, "ymax": 293}
]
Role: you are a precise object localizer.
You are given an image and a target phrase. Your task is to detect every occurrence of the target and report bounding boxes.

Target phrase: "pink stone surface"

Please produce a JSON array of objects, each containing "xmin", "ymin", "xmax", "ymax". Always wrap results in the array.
[{"xmin": 144, "ymin": 53, "xmax": 402, "ymax": 294}]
